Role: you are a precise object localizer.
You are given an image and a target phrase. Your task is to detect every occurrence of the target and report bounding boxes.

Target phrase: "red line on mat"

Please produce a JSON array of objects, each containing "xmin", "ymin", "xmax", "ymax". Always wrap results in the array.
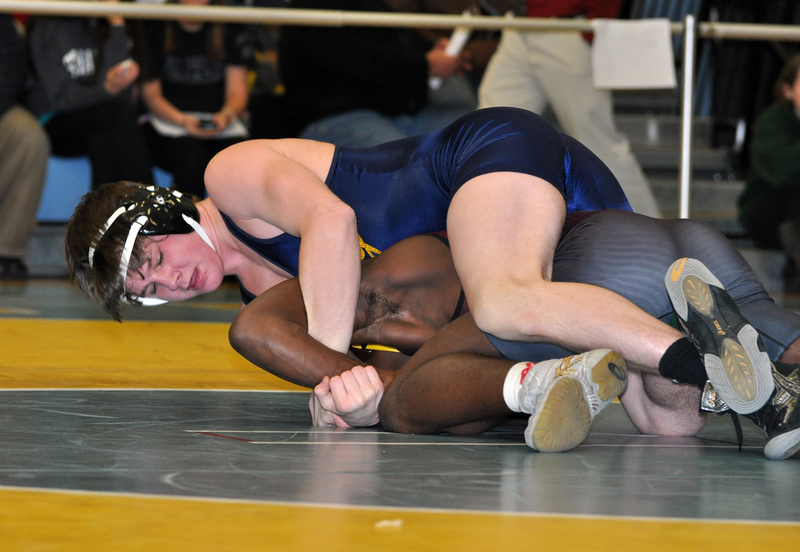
[{"xmin": 197, "ymin": 432, "xmax": 254, "ymax": 443}]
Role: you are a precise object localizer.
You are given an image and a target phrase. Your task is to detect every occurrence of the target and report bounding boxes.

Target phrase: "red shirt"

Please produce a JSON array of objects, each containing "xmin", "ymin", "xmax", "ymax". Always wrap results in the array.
[
  {"xmin": 526, "ymin": 0, "xmax": 622, "ymax": 42},
  {"xmin": 526, "ymin": 0, "xmax": 622, "ymax": 19}
]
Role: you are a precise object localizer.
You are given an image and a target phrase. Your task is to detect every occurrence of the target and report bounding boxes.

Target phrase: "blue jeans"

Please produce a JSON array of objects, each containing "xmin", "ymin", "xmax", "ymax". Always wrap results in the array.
[{"xmin": 299, "ymin": 76, "xmax": 477, "ymax": 148}]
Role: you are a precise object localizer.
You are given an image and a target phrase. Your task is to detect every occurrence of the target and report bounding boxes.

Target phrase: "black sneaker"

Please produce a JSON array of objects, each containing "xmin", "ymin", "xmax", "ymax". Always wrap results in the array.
[
  {"xmin": 0, "ymin": 257, "xmax": 28, "ymax": 280},
  {"xmin": 745, "ymin": 362, "xmax": 800, "ymax": 460},
  {"xmin": 665, "ymin": 258, "xmax": 773, "ymax": 414}
]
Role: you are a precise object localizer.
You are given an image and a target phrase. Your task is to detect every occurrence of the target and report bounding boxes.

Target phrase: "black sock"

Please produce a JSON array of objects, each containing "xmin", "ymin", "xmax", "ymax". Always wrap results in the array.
[{"xmin": 658, "ymin": 338, "xmax": 707, "ymax": 389}]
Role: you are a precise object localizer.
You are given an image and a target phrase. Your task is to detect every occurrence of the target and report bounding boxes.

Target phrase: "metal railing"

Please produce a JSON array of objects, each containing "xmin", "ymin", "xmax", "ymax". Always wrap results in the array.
[{"xmin": 3, "ymin": 0, "xmax": 800, "ymax": 218}]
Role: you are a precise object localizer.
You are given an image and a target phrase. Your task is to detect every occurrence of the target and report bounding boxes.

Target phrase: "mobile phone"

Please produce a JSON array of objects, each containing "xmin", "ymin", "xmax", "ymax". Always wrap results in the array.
[
  {"xmin": 198, "ymin": 118, "xmax": 217, "ymax": 130},
  {"xmin": 118, "ymin": 58, "xmax": 134, "ymax": 77}
]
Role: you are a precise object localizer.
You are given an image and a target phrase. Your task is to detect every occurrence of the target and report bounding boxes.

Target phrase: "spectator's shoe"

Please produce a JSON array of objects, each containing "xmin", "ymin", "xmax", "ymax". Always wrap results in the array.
[
  {"xmin": 665, "ymin": 258, "xmax": 773, "ymax": 414},
  {"xmin": 521, "ymin": 349, "xmax": 628, "ymax": 453},
  {"xmin": 0, "ymin": 257, "xmax": 28, "ymax": 280}
]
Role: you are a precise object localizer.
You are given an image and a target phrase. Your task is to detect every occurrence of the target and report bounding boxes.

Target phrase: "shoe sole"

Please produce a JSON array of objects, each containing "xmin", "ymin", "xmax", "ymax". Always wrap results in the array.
[
  {"xmin": 588, "ymin": 350, "xmax": 628, "ymax": 406},
  {"xmin": 526, "ymin": 350, "xmax": 627, "ymax": 452},
  {"xmin": 665, "ymin": 258, "xmax": 773, "ymax": 414},
  {"xmin": 765, "ymin": 426, "xmax": 800, "ymax": 460},
  {"xmin": 526, "ymin": 376, "xmax": 591, "ymax": 453}
]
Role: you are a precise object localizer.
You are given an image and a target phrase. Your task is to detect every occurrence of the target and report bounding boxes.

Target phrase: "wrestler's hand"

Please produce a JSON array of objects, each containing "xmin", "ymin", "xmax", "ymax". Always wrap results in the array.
[
  {"xmin": 309, "ymin": 391, "xmax": 350, "ymax": 428},
  {"xmin": 313, "ymin": 366, "xmax": 384, "ymax": 427}
]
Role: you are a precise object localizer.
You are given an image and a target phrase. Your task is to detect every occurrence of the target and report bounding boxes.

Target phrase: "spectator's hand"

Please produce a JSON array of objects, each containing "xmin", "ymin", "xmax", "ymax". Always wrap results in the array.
[
  {"xmin": 210, "ymin": 109, "xmax": 234, "ymax": 131},
  {"xmin": 104, "ymin": 0, "xmax": 125, "ymax": 27},
  {"xmin": 181, "ymin": 114, "xmax": 221, "ymax": 138},
  {"xmin": 104, "ymin": 59, "xmax": 139, "ymax": 95},
  {"xmin": 426, "ymin": 37, "xmax": 472, "ymax": 80},
  {"xmin": 312, "ymin": 366, "xmax": 384, "ymax": 427}
]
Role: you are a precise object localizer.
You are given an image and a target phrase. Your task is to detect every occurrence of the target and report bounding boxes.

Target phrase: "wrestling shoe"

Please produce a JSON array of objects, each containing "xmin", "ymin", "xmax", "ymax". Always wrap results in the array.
[
  {"xmin": 703, "ymin": 362, "xmax": 800, "ymax": 460},
  {"xmin": 665, "ymin": 258, "xmax": 773, "ymax": 414},
  {"xmin": 746, "ymin": 362, "xmax": 800, "ymax": 460},
  {"xmin": 520, "ymin": 349, "xmax": 628, "ymax": 453}
]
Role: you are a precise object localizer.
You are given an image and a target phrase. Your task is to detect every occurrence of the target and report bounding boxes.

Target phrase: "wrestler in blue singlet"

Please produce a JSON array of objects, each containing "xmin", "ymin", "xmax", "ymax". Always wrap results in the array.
[
  {"xmin": 487, "ymin": 209, "xmax": 800, "ymax": 363},
  {"xmin": 220, "ymin": 107, "xmax": 631, "ymax": 303}
]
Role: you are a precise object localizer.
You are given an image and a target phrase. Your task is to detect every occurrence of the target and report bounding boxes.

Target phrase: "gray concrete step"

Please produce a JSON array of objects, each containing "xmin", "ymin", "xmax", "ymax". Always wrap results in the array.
[
  {"xmin": 650, "ymin": 176, "xmax": 743, "ymax": 229},
  {"xmin": 617, "ymin": 113, "xmax": 714, "ymax": 149},
  {"xmin": 27, "ymin": 224, "xmax": 69, "ymax": 278}
]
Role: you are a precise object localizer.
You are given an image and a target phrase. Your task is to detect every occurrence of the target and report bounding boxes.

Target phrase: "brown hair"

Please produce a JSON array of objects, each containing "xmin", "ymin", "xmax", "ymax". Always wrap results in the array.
[
  {"xmin": 65, "ymin": 181, "xmax": 153, "ymax": 321},
  {"xmin": 164, "ymin": 0, "xmax": 226, "ymax": 63},
  {"xmin": 775, "ymin": 53, "xmax": 800, "ymax": 106}
]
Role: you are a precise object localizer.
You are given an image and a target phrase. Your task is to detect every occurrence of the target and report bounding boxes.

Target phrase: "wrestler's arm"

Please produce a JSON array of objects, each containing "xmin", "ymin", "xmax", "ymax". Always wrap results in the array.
[
  {"xmin": 229, "ymin": 277, "xmax": 399, "ymax": 388},
  {"xmin": 229, "ymin": 235, "xmax": 453, "ymax": 388},
  {"xmin": 318, "ymin": 314, "xmax": 505, "ymax": 429},
  {"xmin": 206, "ymin": 139, "xmax": 360, "ymax": 354}
]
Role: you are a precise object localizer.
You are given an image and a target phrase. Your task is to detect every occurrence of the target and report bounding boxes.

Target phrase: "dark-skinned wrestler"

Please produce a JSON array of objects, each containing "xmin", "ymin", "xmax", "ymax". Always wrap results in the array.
[{"xmin": 230, "ymin": 210, "xmax": 800, "ymax": 459}]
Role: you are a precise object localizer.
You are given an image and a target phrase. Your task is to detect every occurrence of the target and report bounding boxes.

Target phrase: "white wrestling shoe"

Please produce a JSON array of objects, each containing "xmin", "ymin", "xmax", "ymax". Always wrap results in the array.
[{"xmin": 520, "ymin": 349, "xmax": 628, "ymax": 453}]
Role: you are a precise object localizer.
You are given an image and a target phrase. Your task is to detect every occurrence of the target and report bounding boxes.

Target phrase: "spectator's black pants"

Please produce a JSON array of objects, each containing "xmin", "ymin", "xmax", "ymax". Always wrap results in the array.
[{"xmin": 45, "ymin": 99, "xmax": 154, "ymax": 189}]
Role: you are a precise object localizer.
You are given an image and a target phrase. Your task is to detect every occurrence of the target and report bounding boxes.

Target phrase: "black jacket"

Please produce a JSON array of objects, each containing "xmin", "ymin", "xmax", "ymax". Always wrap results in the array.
[
  {"xmin": 0, "ymin": 15, "xmax": 27, "ymax": 119},
  {"xmin": 278, "ymin": 0, "xmax": 431, "ymax": 128}
]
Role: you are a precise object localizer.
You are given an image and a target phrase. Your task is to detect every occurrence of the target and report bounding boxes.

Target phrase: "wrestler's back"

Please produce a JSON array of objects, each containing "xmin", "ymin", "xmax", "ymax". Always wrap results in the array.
[{"xmin": 328, "ymin": 106, "xmax": 631, "ymax": 253}]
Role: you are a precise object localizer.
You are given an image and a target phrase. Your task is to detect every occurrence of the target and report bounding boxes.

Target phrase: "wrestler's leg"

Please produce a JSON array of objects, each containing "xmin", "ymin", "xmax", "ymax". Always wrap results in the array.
[
  {"xmin": 618, "ymin": 371, "xmax": 706, "ymax": 436},
  {"xmin": 379, "ymin": 315, "xmax": 511, "ymax": 435},
  {"xmin": 446, "ymin": 173, "xmax": 683, "ymax": 371},
  {"xmin": 670, "ymin": 217, "xmax": 800, "ymax": 361},
  {"xmin": 379, "ymin": 315, "xmax": 626, "ymax": 451},
  {"xmin": 780, "ymin": 339, "xmax": 800, "ymax": 363}
]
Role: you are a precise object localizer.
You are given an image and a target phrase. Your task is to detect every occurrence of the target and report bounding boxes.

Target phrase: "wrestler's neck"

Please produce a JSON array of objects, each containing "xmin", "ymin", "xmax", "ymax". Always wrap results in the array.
[{"xmin": 196, "ymin": 199, "xmax": 293, "ymax": 295}]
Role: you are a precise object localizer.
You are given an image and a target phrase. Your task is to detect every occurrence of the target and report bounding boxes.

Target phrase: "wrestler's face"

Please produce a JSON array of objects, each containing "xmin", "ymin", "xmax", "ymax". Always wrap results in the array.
[
  {"xmin": 782, "ymin": 72, "xmax": 800, "ymax": 117},
  {"xmin": 125, "ymin": 232, "xmax": 224, "ymax": 303}
]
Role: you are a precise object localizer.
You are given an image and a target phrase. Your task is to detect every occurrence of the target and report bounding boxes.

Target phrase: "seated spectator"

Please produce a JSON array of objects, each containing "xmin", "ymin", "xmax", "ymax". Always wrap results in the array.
[
  {"xmin": 738, "ymin": 53, "xmax": 800, "ymax": 291},
  {"xmin": 0, "ymin": 14, "xmax": 49, "ymax": 279},
  {"xmin": 26, "ymin": 1, "xmax": 154, "ymax": 190},
  {"xmin": 275, "ymin": 0, "xmax": 477, "ymax": 147},
  {"xmin": 137, "ymin": 0, "xmax": 254, "ymax": 198}
]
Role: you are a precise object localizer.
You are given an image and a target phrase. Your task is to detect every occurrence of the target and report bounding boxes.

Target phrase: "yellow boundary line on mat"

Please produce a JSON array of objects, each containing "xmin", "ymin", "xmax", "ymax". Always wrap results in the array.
[
  {"xmin": 0, "ymin": 318, "xmax": 302, "ymax": 390},
  {"xmin": 0, "ymin": 485, "xmax": 798, "ymax": 552}
]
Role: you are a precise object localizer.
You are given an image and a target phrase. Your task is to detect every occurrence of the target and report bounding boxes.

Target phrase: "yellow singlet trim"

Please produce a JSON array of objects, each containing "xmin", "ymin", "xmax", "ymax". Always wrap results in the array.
[{"xmin": 352, "ymin": 343, "xmax": 402, "ymax": 353}]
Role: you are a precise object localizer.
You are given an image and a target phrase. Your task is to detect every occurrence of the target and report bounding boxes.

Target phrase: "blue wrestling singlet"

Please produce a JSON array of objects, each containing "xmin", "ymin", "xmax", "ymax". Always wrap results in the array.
[{"xmin": 221, "ymin": 107, "xmax": 631, "ymax": 302}]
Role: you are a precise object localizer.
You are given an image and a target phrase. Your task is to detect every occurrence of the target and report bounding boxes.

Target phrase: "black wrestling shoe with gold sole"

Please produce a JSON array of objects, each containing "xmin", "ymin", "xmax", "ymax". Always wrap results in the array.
[
  {"xmin": 665, "ymin": 258, "xmax": 773, "ymax": 414},
  {"xmin": 747, "ymin": 362, "xmax": 800, "ymax": 460},
  {"xmin": 702, "ymin": 363, "xmax": 800, "ymax": 460}
]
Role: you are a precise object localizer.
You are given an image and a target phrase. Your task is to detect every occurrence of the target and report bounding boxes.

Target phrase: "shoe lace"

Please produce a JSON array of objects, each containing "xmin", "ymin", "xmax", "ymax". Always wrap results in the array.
[
  {"xmin": 729, "ymin": 412, "xmax": 744, "ymax": 452},
  {"xmin": 700, "ymin": 381, "xmax": 744, "ymax": 450},
  {"xmin": 554, "ymin": 355, "xmax": 579, "ymax": 377}
]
